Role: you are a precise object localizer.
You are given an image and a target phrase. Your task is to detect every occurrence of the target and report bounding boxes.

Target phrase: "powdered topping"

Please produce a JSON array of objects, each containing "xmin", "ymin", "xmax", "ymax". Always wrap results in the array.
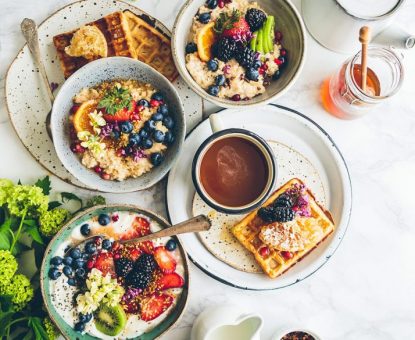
[{"xmin": 259, "ymin": 221, "xmax": 309, "ymax": 252}]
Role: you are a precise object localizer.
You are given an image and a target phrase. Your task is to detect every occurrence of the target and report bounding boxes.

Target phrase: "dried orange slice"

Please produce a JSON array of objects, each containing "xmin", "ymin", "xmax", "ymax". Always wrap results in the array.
[
  {"xmin": 72, "ymin": 100, "xmax": 98, "ymax": 133},
  {"xmin": 197, "ymin": 22, "xmax": 216, "ymax": 62}
]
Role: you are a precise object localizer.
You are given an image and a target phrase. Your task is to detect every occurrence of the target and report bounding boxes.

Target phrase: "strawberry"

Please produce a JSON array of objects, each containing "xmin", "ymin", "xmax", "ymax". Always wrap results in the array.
[
  {"xmin": 140, "ymin": 293, "xmax": 173, "ymax": 321},
  {"xmin": 222, "ymin": 17, "xmax": 250, "ymax": 41},
  {"xmin": 157, "ymin": 273, "xmax": 184, "ymax": 290},
  {"xmin": 137, "ymin": 241, "xmax": 155, "ymax": 255},
  {"xmin": 120, "ymin": 216, "xmax": 150, "ymax": 241},
  {"xmin": 93, "ymin": 252, "xmax": 115, "ymax": 277},
  {"xmin": 154, "ymin": 247, "xmax": 177, "ymax": 273},
  {"xmin": 103, "ymin": 100, "xmax": 137, "ymax": 122}
]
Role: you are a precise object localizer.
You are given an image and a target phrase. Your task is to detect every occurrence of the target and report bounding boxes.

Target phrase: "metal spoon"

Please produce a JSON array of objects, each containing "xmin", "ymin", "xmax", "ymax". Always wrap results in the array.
[
  {"xmin": 65, "ymin": 215, "xmax": 211, "ymax": 255},
  {"xmin": 21, "ymin": 18, "xmax": 54, "ymax": 140}
]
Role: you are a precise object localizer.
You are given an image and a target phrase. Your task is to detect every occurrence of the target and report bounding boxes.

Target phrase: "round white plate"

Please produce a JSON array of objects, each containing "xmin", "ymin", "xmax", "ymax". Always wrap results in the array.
[
  {"xmin": 166, "ymin": 105, "xmax": 352, "ymax": 290},
  {"xmin": 5, "ymin": 0, "xmax": 202, "ymax": 190}
]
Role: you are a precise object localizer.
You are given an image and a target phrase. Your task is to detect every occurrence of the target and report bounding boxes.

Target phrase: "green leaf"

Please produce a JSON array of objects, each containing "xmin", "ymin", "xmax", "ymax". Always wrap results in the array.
[
  {"xmin": 33, "ymin": 242, "xmax": 46, "ymax": 269},
  {"xmin": 48, "ymin": 201, "xmax": 62, "ymax": 210},
  {"xmin": 34, "ymin": 176, "xmax": 51, "ymax": 195},
  {"xmin": 0, "ymin": 311, "xmax": 14, "ymax": 337},
  {"xmin": 61, "ymin": 192, "xmax": 82, "ymax": 205},
  {"xmin": 97, "ymin": 85, "xmax": 132, "ymax": 115},
  {"xmin": 11, "ymin": 241, "xmax": 31, "ymax": 256},
  {"xmin": 24, "ymin": 224, "xmax": 44, "ymax": 245},
  {"xmin": 85, "ymin": 195, "xmax": 106, "ymax": 209},
  {"xmin": 0, "ymin": 219, "xmax": 12, "ymax": 250},
  {"xmin": 17, "ymin": 179, "xmax": 22, "ymax": 185},
  {"xmin": 23, "ymin": 219, "xmax": 37, "ymax": 227},
  {"xmin": 28, "ymin": 317, "xmax": 49, "ymax": 340},
  {"xmin": 0, "ymin": 296, "xmax": 13, "ymax": 313}
]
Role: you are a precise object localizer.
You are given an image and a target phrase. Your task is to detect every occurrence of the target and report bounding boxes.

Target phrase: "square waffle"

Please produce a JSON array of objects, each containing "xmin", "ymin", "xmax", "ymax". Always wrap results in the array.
[
  {"xmin": 123, "ymin": 10, "xmax": 179, "ymax": 82},
  {"xmin": 231, "ymin": 178, "xmax": 335, "ymax": 279},
  {"xmin": 53, "ymin": 11, "xmax": 136, "ymax": 78}
]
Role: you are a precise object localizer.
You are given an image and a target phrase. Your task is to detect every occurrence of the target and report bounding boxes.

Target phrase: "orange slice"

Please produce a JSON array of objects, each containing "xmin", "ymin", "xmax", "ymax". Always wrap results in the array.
[
  {"xmin": 72, "ymin": 100, "xmax": 98, "ymax": 133},
  {"xmin": 197, "ymin": 22, "xmax": 216, "ymax": 62}
]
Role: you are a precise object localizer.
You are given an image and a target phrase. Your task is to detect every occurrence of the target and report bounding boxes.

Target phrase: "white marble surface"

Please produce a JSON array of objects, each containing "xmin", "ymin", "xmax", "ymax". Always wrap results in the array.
[{"xmin": 1, "ymin": 0, "xmax": 415, "ymax": 339}]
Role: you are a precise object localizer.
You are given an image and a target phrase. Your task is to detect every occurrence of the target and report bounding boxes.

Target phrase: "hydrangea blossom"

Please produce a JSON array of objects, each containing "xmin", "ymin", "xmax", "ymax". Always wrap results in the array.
[
  {"xmin": 0, "ymin": 178, "xmax": 14, "ymax": 206},
  {"xmin": 0, "ymin": 274, "xmax": 34, "ymax": 311},
  {"xmin": 0, "ymin": 250, "xmax": 18, "ymax": 287},
  {"xmin": 39, "ymin": 208, "xmax": 70, "ymax": 237},
  {"xmin": 6, "ymin": 184, "xmax": 48, "ymax": 218}
]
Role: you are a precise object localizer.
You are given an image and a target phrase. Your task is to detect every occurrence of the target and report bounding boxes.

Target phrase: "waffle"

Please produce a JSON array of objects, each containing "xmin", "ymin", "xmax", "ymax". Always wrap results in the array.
[
  {"xmin": 123, "ymin": 10, "xmax": 178, "ymax": 81},
  {"xmin": 53, "ymin": 11, "xmax": 136, "ymax": 78},
  {"xmin": 231, "ymin": 178, "xmax": 335, "ymax": 279}
]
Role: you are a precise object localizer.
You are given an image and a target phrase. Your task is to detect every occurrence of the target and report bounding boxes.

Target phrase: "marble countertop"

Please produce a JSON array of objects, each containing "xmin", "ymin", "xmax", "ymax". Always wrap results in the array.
[{"xmin": 1, "ymin": 0, "xmax": 415, "ymax": 339}]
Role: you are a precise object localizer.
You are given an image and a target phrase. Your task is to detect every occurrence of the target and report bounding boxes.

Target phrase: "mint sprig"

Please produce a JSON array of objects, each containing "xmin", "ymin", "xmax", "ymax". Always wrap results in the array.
[{"xmin": 97, "ymin": 86, "xmax": 132, "ymax": 115}]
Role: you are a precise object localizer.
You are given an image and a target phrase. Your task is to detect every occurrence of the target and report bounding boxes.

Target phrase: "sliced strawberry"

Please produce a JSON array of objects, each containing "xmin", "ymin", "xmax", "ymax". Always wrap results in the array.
[
  {"xmin": 157, "ymin": 273, "xmax": 184, "ymax": 290},
  {"xmin": 120, "ymin": 216, "xmax": 151, "ymax": 241},
  {"xmin": 103, "ymin": 100, "xmax": 136, "ymax": 122},
  {"xmin": 154, "ymin": 246, "xmax": 176, "ymax": 273},
  {"xmin": 140, "ymin": 293, "xmax": 173, "ymax": 321},
  {"xmin": 222, "ymin": 18, "xmax": 250, "ymax": 41},
  {"xmin": 93, "ymin": 252, "xmax": 115, "ymax": 277},
  {"xmin": 137, "ymin": 241, "xmax": 154, "ymax": 255}
]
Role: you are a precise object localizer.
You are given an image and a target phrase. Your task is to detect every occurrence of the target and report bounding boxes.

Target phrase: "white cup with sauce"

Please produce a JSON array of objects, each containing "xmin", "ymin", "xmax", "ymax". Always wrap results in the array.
[{"xmin": 191, "ymin": 114, "xmax": 277, "ymax": 214}]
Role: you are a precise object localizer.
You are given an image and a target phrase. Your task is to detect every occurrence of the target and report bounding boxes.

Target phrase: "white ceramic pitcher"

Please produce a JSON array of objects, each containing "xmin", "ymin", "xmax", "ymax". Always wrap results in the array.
[
  {"xmin": 191, "ymin": 305, "xmax": 263, "ymax": 340},
  {"xmin": 302, "ymin": 0, "xmax": 415, "ymax": 54}
]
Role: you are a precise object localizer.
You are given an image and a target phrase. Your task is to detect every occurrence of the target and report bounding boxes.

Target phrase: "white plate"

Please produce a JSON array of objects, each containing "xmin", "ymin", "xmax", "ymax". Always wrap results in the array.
[
  {"xmin": 5, "ymin": 0, "xmax": 202, "ymax": 190},
  {"xmin": 166, "ymin": 105, "xmax": 352, "ymax": 290}
]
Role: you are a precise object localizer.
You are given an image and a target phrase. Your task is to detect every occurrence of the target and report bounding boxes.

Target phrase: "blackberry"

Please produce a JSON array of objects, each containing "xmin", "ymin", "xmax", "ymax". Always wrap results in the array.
[
  {"xmin": 235, "ymin": 45, "xmax": 257, "ymax": 69},
  {"xmin": 245, "ymin": 9, "xmax": 267, "ymax": 32},
  {"xmin": 115, "ymin": 258, "xmax": 134, "ymax": 278},
  {"xmin": 135, "ymin": 253, "xmax": 157, "ymax": 273},
  {"xmin": 125, "ymin": 270, "xmax": 152, "ymax": 289},
  {"xmin": 273, "ymin": 194, "xmax": 293, "ymax": 208},
  {"xmin": 274, "ymin": 207, "xmax": 295, "ymax": 222},
  {"xmin": 212, "ymin": 37, "xmax": 238, "ymax": 62},
  {"xmin": 258, "ymin": 206, "xmax": 276, "ymax": 223}
]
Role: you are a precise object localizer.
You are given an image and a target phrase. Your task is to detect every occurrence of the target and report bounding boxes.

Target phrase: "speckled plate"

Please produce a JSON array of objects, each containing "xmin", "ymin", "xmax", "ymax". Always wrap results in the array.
[
  {"xmin": 166, "ymin": 105, "xmax": 352, "ymax": 290},
  {"xmin": 193, "ymin": 140, "xmax": 326, "ymax": 273},
  {"xmin": 5, "ymin": 0, "xmax": 202, "ymax": 190},
  {"xmin": 40, "ymin": 204, "xmax": 189, "ymax": 340}
]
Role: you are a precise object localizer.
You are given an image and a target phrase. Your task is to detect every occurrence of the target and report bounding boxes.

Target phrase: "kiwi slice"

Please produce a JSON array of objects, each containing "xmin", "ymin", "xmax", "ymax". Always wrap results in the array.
[
  {"xmin": 94, "ymin": 303, "xmax": 127, "ymax": 336},
  {"xmin": 250, "ymin": 33, "xmax": 258, "ymax": 51},
  {"xmin": 256, "ymin": 29, "xmax": 264, "ymax": 53},
  {"xmin": 263, "ymin": 16, "xmax": 275, "ymax": 53}
]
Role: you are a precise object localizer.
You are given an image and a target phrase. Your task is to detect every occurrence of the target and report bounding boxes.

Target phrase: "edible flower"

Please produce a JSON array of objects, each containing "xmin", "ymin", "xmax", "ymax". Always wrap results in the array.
[
  {"xmin": 88, "ymin": 110, "xmax": 106, "ymax": 134},
  {"xmin": 77, "ymin": 131, "xmax": 106, "ymax": 155}
]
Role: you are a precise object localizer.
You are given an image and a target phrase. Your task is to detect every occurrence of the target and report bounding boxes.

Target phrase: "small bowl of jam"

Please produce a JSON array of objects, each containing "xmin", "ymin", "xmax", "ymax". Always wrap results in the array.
[{"xmin": 273, "ymin": 327, "xmax": 321, "ymax": 340}]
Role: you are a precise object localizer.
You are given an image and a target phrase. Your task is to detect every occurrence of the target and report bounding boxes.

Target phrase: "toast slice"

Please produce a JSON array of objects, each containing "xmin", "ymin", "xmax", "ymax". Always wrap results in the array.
[
  {"xmin": 53, "ymin": 11, "xmax": 136, "ymax": 78},
  {"xmin": 123, "ymin": 10, "xmax": 178, "ymax": 81},
  {"xmin": 231, "ymin": 178, "xmax": 335, "ymax": 279}
]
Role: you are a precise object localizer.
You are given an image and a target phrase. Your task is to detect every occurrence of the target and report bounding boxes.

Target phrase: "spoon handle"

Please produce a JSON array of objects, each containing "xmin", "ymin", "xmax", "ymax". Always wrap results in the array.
[
  {"xmin": 21, "ymin": 18, "xmax": 54, "ymax": 104},
  {"xmin": 119, "ymin": 215, "xmax": 211, "ymax": 244}
]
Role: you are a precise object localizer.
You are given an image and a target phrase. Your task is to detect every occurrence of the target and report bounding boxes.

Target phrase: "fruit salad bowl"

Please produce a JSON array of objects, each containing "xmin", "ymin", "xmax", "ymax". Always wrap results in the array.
[
  {"xmin": 40, "ymin": 204, "xmax": 189, "ymax": 339},
  {"xmin": 172, "ymin": 0, "xmax": 306, "ymax": 108}
]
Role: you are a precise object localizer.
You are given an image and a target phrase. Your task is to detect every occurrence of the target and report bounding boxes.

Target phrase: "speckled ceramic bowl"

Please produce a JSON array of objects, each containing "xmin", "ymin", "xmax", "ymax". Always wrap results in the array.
[
  {"xmin": 172, "ymin": 0, "xmax": 306, "ymax": 108},
  {"xmin": 51, "ymin": 57, "xmax": 185, "ymax": 193},
  {"xmin": 40, "ymin": 204, "xmax": 189, "ymax": 340}
]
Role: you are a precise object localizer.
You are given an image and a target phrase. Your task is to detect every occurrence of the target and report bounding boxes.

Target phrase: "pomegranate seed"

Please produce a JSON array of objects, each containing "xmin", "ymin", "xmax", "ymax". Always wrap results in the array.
[
  {"xmin": 136, "ymin": 105, "xmax": 145, "ymax": 112},
  {"xmin": 259, "ymin": 246, "xmax": 270, "ymax": 257},
  {"xmin": 280, "ymin": 48, "xmax": 287, "ymax": 56},
  {"xmin": 101, "ymin": 173, "xmax": 110, "ymax": 180},
  {"xmin": 71, "ymin": 143, "xmax": 85, "ymax": 154},
  {"xmin": 218, "ymin": 0, "xmax": 225, "ymax": 7},
  {"xmin": 150, "ymin": 99, "xmax": 160, "ymax": 108},
  {"xmin": 281, "ymin": 251, "xmax": 293, "ymax": 260},
  {"xmin": 93, "ymin": 166, "xmax": 102, "ymax": 174},
  {"xmin": 86, "ymin": 260, "xmax": 94, "ymax": 269},
  {"xmin": 94, "ymin": 237, "xmax": 102, "ymax": 246},
  {"xmin": 274, "ymin": 58, "xmax": 283, "ymax": 66},
  {"xmin": 112, "ymin": 214, "xmax": 119, "ymax": 222},
  {"xmin": 231, "ymin": 94, "xmax": 241, "ymax": 101},
  {"xmin": 69, "ymin": 127, "xmax": 77, "ymax": 140},
  {"xmin": 275, "ymin": 30, "xmax": 283, "ymax": 42},
  {"xmin": 70, "ymin": 105, "xmax": 80, "ymax": 114},
  {"xmin": 116, "ymin": 149, "xmax": 126, "ymax": 157},
  {"xmin": 114, "ymin": 253, "xmax": 121, "ymax": 260}
]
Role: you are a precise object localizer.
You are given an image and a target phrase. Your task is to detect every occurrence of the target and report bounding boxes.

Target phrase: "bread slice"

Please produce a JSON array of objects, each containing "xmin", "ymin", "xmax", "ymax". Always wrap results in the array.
[
  {"xmin": 53, "ymin": 11, "xmax": 136, "ymax": 78},
  {"xmin": 231, "ymin": 178, "xmax": 335, "ymax": 279}
]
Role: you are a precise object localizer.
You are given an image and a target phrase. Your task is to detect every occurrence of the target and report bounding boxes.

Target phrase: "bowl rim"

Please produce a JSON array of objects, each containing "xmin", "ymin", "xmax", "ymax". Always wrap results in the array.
[
  {"xmin": 171, "ymin": 0, "xmax": 307, "ymax": 108},
  {"xmin": 40, "ymin": 204, "xmax": 190, "ymax": 340},
  {"xmin": 50, "ymin": 56, "xmax": 186, "ymax": 193}
]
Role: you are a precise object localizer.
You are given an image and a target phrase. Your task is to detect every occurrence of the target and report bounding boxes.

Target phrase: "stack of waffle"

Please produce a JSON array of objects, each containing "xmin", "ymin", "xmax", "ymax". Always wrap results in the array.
[
  {"xmin": 231, "ymin": 178, "xmax": 335, "ymax": 279},
  {"xmin": 53, "ymin": 11, "xmax": 178, "ymax": 81}
]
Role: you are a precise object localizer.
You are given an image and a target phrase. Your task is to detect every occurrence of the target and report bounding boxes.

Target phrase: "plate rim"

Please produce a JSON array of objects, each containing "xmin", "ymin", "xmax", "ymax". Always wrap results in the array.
[{"xmin": 165, "ymin": 104, "xmax": 353, "ymax": 291}]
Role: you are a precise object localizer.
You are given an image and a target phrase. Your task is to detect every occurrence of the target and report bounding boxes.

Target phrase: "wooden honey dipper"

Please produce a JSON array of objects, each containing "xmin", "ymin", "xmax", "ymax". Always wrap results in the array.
[{"xmin": 359, "ymin": 26, "xmax": 371, "ymax": 93}]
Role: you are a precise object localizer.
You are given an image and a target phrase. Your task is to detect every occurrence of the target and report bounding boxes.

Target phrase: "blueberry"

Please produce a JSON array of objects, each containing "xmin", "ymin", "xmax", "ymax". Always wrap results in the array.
[
  {"xmin": 138, "ymin": 99, "xmax": 150, "ymax": 107},
  {"xmin": 150, "ymin": 152, "xmax": 164, "ymax": 166},
  {"xmin": 98, "ymin": 214, "xmax": 111, "ymax": 226},
  {"xmin": 63, "ymin": 256, "xmax": 73, "ymax": 266},
  {"xmin": 215, "ymin": 74, "xmax": 226, "ymax": 86},
  {"xmin": 70, "ymin": 248, "xmax": 81, "ymax": 259},
  {"xmin": 157, "ymin": 104, "xmax": 169, "ymax": 115},
  {"xmin": 153, "ymin": 130, "xmax": 165, "ymax": 143},
  {"xmin": 79, "ymin": 313, "xmax": 92, "ymax": 323},
  {"xmin": 206, "ymin": 0, "xmax": 218, "ymax": 9},
  {"xmin": 48, "ymin": 268, "xmax": 61, "ymax": 280},
  {"xmin": 207, "ymin": 85, "xmax": 219, "ymax": 96},
  {"xmin": 139, "ymin": 129, "xmax": 149, "ymax": 139},
  {"xmin": 129, "ymin": 133, "xmax": 141, "ymax": 146},
  {"xmin": 141, "ymin": 138, "xmax": 153, "ymax": 149},
  {"xmin": 163, "ymin": 116, "xmax": 175, "ymax": 129},
  {"xmin": 144, "ymin": 120, "xmax": 157, "ymax": 131},
  {"xmin": 102, "ymin": 239, "xmax": 112, "ymax": 250},
  {"xmin": 151, "ymin": 92, "xmax": 163, "ymax": 101},
  {"xmin": 163, "ymin": 131, "xmax": 175, "ymax": 145},
  {"xmin": 85, "ymin": 242, "xmax": 97, "ymax": 254},
  {"xmin": 120, "ymin": 121, "xmax": 133, "ymax": 134},
  {"xmin": 82, "ymin": 253, "xmax": 90, "ymax": 261},
  {"xmin": 112, "ymin": 130, "xmax": 121, "ymax": 140},
  {"xmin": 185, "ymin": 42, "xmax": 198, "ymax": 54},
  {"xmin": 75, "ymin": 268, "xmax": 86, "ymax": 279},
  {"xmin": 272, "ymin": 70, "xmax": 281, "ymax": 80},
  {"xmin": 152, "ymin": 112, "xmax": 164, "ymax": 122},
  {"xmin": 50, "ymin": 256, "xmax": 63, "ymax": 266},
  {"xmin": 253, "ymin": 60, "xmax": 262, "ymax": 69},
  {"xmin": 67, "ymin": 278, "xmax": 77, "ymax": 286},
  {"xmin": 74, "ymin": 259, "xmax": 85, "ymax": 269},
  {"xmin": 80, "ymin": 224, "xmax": 90, "ymax": 236},
  {"xmin": 166, "ymin": 239, "xmax": 177, "ymax": 251},
  {"xmin": 207, "ymin": 59, "xmax": 218, "ymax": 71},
  {"xmin": 63, "ymin": 266, "xmax": 73, "ymax": 278},
  {"xmin": 74, "ymin": 321, "xmax": 85, "ymax": 332},
  {"xmin": 246, "ymin": 68, "xmax": 259, "ymax": 81},
  {"xmin": 198, "ymin": 12, "xmax": 211, "ymax": 24}
]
